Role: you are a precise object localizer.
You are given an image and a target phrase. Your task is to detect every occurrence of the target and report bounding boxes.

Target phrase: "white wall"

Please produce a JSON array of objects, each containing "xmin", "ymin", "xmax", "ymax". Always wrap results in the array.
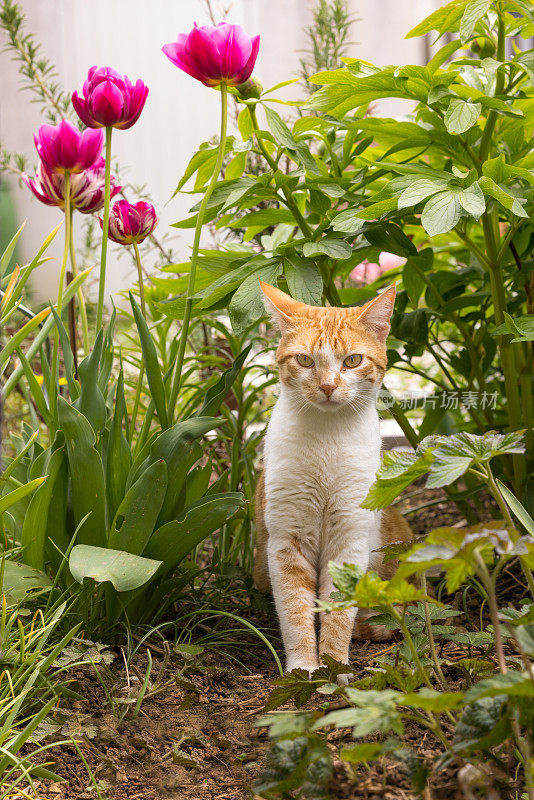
[{"xmin": 0, "ymin": 0, "xmax": 438, "ymax": 305}]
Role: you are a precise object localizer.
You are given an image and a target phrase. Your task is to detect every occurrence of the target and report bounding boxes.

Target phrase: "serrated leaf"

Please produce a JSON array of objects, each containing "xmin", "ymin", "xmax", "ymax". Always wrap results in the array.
[
  {"xmin": 458, "ymin": 182, "xmax": 486, "ymax": 218},
  {"xmin": 398, "ymin": 178, "xmax": 450, "ymax": 209},
  {"xmin": 302, "ymin": 239, "xmax": 352, "ymax": 259},
  {"xmin": 460, "ymin": 0, "xmax": 492, "ymax": 43},
  {"xmin": 421, "ymin": 191, "xmax": 461, "ymax": 236},
  {"xmin": 330, "ymin": 209, "xmax": 366, "ymax": 233},
  {"xmin": 453, "ymin": 696, "xmax": 510, "ymax": 753},
  {"xmin": 445, "ymin": 98, "xmax": 481, "ymax": 134}
]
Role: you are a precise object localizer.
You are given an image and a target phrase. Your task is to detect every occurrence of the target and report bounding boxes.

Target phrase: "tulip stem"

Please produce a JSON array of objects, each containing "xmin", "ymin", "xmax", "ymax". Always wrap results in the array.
[
  {"xmin": 68, "ymin": 208, "xmax": 90, "ymax": 356},
  {"xmin": 96, "ymin": 126, "xmax": 113, "ymax": 335},
  {"xmin": 50, "ymin": 171, "xmax": 71, "ymax": 424},
  {"xmin": 130, "ymin": 241, "xmax": 146, "ymax": 438},
  {"xmin": 168, "ymin": 83, "xmax": 228, "ymax": 421}
]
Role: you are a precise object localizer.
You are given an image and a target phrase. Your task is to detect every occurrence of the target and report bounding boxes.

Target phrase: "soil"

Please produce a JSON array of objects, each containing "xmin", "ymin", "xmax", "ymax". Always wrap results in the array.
[{"xmin": 28, "ymin": 487, "xmax": 513, "ymax": 800}]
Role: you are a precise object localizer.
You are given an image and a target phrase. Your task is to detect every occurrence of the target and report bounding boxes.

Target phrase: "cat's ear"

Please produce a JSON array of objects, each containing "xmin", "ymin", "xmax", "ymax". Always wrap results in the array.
[
  {"xmin": 259, "ymin": 280, "xmax": 304, "ymax": 332},
  {"xmin": 356, "ymin": 284, "xmax": 396, "ymax": 342}
]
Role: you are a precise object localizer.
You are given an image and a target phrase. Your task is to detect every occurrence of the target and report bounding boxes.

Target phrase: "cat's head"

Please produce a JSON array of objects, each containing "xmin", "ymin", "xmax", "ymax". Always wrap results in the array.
[{"xmin": 260, "ymin": 280, "xmax": 395, "ymax": 413}]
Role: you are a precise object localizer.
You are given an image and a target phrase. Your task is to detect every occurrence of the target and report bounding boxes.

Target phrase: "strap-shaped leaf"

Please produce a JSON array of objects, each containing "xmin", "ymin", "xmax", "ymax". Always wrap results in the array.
[
  {"xmin": 76, "ymin": 328, "xmax": 107, "ymax": 434},
  {"xmin": 106, "ymin": 367, "xmax": 132, "ymax": 520},
  {"xmin": 108, "ymin": 460, "xmax": 168, "ymax": 555},
  {"xmin": 145, "ymin": 493, "xmax": 243, "ymax": 573},
  {"xmin": 130, "ymin": 293, "xmax": 168, "ymax": 429},
  {"xmin": 196, "ymin": 344, "xmax": 252, "ymax": 417},
  {"xmin": 57, "ymin": 397, "xmax": 107, "ymax": 548},
  {"xmin": 21, "ymin": 448, "xmax": 65, "ymax": 570}
]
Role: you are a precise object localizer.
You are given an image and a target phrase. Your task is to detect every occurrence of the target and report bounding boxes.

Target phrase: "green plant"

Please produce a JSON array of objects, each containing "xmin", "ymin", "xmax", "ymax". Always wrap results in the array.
[{"xmin": 160, "ymin": 0, "xmax": 533, "ymax": 508}]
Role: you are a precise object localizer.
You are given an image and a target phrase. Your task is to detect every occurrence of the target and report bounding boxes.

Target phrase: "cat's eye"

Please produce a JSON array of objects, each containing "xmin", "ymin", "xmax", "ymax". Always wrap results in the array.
[
  {"xmin": 343, "ymin": 354, "xmax": 363, "ymax": 369},
  {"xmin": 296, "ymin": 354, "xmax": 314, "ymax": 368}
]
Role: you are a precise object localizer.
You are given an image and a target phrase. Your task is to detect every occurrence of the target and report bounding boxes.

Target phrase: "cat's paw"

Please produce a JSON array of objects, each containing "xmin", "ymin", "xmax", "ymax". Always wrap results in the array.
[{"xmin": 285, "ymin": 660, "xmax": 320, "ymax": 677}]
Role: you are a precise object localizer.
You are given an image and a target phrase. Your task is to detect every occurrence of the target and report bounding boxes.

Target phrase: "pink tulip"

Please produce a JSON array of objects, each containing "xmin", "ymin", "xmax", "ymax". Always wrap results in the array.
[
  {"xmin": 34, "ymin": 120, "xmax": 103, "ymax": 174},
  {"xmin": 23, "ymin": 157, "xmax": 122, "ymax": 214},
  {"xmin": 162, "ymin": 22, "xmax": 260, "ymax": 88},
  {"xmin": 100, "ymin": 199, "xmax": 158, "ymax": 245},
  {"xmin": 72, "ymin": 66, "xmax": 149, "ymax": 129}
]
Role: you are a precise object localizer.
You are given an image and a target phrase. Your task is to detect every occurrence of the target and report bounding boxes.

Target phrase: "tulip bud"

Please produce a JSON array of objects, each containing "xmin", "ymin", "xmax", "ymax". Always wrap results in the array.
[
  {"xmin": 235, "ymin": 76, "xmax": 263, "ymax": 101},
  {"xmin": 100, "ymin": 199, "xmax": 158, "ymax": 245}
]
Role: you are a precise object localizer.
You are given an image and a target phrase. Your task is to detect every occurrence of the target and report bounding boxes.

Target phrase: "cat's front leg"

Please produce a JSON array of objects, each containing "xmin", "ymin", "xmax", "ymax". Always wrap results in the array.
[
  {"xmin": 318, "ymin": 510, "xmax": 375, "ymax": 672},
  {"xmin": 267, "ymin": 535, "xmax": 319, "ymax": 674}
]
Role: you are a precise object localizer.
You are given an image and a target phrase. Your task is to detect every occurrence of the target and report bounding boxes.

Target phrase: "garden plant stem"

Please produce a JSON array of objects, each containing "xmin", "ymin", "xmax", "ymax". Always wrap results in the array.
[
  {"xmin": 68, "ymin": 208, "xmax": 90, "ymax": 355},
  {"xmin": 168, "ymin": 84, "xmax": 228, "ymax": 420},
  {"xmin": 129, "ymin": 241, "xmax": 147, "ymax": 438},
  {"xmin": 96, "ymin": 126, "xmax": 112, "ymax": 334},
  {"xmin": 50, "ymin": 172, "xmax": 71, "ymax": 423}
]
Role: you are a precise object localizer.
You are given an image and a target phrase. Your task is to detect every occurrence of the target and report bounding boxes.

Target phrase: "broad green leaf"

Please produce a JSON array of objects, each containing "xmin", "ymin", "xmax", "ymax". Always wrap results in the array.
[
  {"xmin": 444, "ymin": 98, "xmax": 481, "ymax": 134},
  {"xmin": 69, "ymin": 544, "xmax": 162, "ymax": 592},
  {"xmin": 426, "ymin": 455, "xmax": 473, "ymax": 488},
  {"xmin": 453, "ymin": 696, "xmax": 510, "ymax": 753},
  {"xmin": 229, "ymin": 262, "xmax": 282, "ymax": 335},
  {"xmin": 108, "ymin": 460, "xmax": 168, "ymax": 555},
  {"xmin": 493, "ymin": 313, "xmax": 534, "ymax": 342},
  {"xmin": 331, "ymin": 209, "xmax": 366, "ymax": 234},
  {"xmin": 398, "ymin": 179, "xmax": 449, "ymax": 209},
  {"xmin": 264, "ymin": 106, "xmax": 296, "ymax": 148},
  {"xmin": 0, "ymin": 558, "xmax": 51, "ymax": 603},
  {"xmin": 285, "ymin": 258, "xmax": 323, "ymax": 305},
  {"xmin": 76, "ymin": 329, "xmax": 106, "ymax": 433},
  {"xmin": 458, "ymin": 182, "xmax": 485, "ymax": 218},
  {"xmin": 57, "ymin": 397, "xmax": 107, "ymax": 548},
  {"xmin": 406, "ymin": 0, "xmax": 468, "ymax": 39},
  {"xmin": 459, "ymin": 0, "xmax": 492, "ymax": 43},
  {"xmin": 401, "ymin": 687, "xmax": 464, "ymax": 711},
  {"xmin": 145, "ymin": 493, "xmax": 243, "ymax": 573},
  {"xmin": 106, "ymin": 368, "xmax": 132, "ymax": 521},
  {"xmin": 362, "ymin": 451, "xmax": 433, "ymax": 510},
  {"xmin": 302, "ymin": 239, "xmax": 352, "ymax": 259},
  {"xmin": 465, "ymin": 672, "xmax": 534, "ymax": 702},
  {"xmin": 130, "ymin": 293, "xmax": 168, "ymax": 429},
  {"xmin": 21, "ymin": 449, "xmax": 64, "ymax": 570},
  {"xmin": 478, "ymin": 176, "xmax": 529, "ymax": 218},
  {"xmin": 421, "ymin": 191, "xmax": 462, "ymax": 236}
]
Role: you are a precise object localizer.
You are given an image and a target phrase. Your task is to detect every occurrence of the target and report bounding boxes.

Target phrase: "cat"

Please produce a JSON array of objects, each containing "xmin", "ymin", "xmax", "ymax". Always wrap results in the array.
[{"xmin": 253, "ymin": 280, "xmax": 412, "ymax": 676}]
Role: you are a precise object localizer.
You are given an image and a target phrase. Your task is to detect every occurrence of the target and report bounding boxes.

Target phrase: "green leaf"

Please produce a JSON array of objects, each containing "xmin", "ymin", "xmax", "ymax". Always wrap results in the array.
[
  {"xmin": 330, "ymin": 209, "xmax": 366, "ymax": 234},
  {"xmin": 458, "ymin": 182, "xmax": 485, "ymax": 218},
  {"xmin": 421, "ymin": 191, "xmax": 462, "ymax": 236},
  {"xmin": 426, "ymin": 455, "xmax": 473, "ymax": 488},
  {"xmin": 106, "ymin": 368, "xmax": 132, "ymax": 521},
  {"xmin": 264, "ymin": 106, "xmax": 296, "ymax": 148},
  {"xmin": 57, "ymin": 397, "xmax": 107, "ymax": 548},
  {"xmin": 313, "ymin": 689, "xmax": 404, "ymax": 737},
  {"xmin": 69, "ymin": 545, "xmax": 162, "ymax": 592},
  {"xmin": 406, "ymin": 0, "xmax": 467, "ymax": 39},
  {"xmin": 453, "ymin": 696, "xmax": 510, "ymax": 753},
  {"xmin": 478, "ymin": 176, "xmax": 528, "ymax": 218},
  {"xmin": 145, "ymin": 493, "xmax": 243, "ymax": 573},
  {"xmin": 496, "ymin": 479, "xmax": 534, "ymax": 535},
  {"xmin": 130, "ymin": 293, "xmax": 168, "ymax": 429},
  {"xmin": 465, "ymin": 672, "xmax": 534, "ymax": 702},
  {"xmin": 284, "ymin": 258, "xmax": 323, "ymax": 305},
  {"xmin": 401, "ymin": 687, "xmax": 464, "ymax": 711},
  {"xmin": 362, "ymin": 451, "xmax": 433, "ymax": 510},
  {"xmin": 444, "ymin": 98, "xmax": 481, "ymax": 134},
  {"xmin": 197, "ymin": 344, "xmax": 252, "ymax": 417},
  {"xmin": 0, "ymin": 476, "xmax": 46, "ymax": 519},
  {"xmin": 229, "ymin": 262, "xmax": 282, "ymax": 335},
  {"xmin": 340, "ymin": 742, "xmax": 386, "ymax": 764},
  {"xmin": 76, "ymin": 330, "xmax": 107, "ymax": 433},
  {"xmin": 459, "ymin": 0, "xmax": 492, "ymax": 43},
  {"xmin": 398, "ymin": 179, "xmax": 450, "ymax": 209},
  {"xmin": 0, "ymin": 558, "xmax": 51, "ymax": 603},
  {"xmin": 21, "ymin": 449, "xmax": 65, "ymax": 570},
  {"xmin": 302, "ymin": 239, "xmax": 352, "ymax": 259},
  {"xmin": 0, "ymin": 221, "xmax": 25, "ymax": 280},
  {"xmin": 493, "ymin": 313, "xmax": 534, "ymax": 342},
  {"xmin": 108, "ymin": 460, "xmax": 168, "ymax": 556}
]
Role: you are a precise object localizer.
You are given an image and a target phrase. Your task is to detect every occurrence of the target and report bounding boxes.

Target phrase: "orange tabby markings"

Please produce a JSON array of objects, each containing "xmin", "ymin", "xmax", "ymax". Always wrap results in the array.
[{"xmin": 254, "ymin": 281, "xmax": 412, "ymax": 677}]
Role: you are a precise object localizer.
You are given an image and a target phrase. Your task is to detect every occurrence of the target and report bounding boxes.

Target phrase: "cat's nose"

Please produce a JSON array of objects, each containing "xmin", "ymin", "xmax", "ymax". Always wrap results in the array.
[{"xmin": 319, "ymin": 383, "xmax": 337, "ymax": 398}]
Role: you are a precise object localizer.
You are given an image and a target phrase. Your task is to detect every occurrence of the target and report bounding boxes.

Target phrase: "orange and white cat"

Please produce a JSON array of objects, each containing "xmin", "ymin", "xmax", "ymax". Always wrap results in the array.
[{"xmin": 254, "ymin": 281, "xmax": 412, "ymax": 676}]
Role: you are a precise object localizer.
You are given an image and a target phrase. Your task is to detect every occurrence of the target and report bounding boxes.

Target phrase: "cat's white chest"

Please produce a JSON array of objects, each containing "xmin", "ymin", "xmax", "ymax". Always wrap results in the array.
[{"xmin": 263, "ymin": 389, "xmax": 382, "ymax": 553}]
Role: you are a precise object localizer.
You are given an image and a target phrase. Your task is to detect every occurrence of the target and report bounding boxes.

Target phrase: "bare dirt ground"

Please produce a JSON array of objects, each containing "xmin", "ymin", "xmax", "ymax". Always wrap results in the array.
[{"xmin": 29, "ymin": 484, "xmax": 511, "ymax": 800}]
